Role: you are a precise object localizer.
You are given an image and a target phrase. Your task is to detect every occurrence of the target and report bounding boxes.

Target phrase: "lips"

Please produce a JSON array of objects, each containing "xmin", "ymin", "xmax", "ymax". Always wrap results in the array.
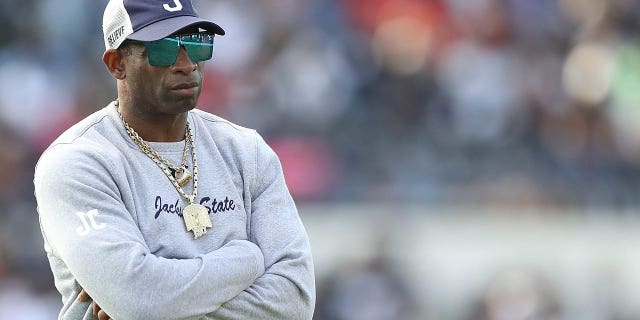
[{"xmin": 171, "ymin": 82, "xmax": 199, "ymax": 90}]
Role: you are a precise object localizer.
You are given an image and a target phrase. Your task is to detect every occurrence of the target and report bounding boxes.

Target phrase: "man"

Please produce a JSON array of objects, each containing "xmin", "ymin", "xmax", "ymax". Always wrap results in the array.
[{"xmin": 33, "ymin": 0, "xmax": 315, "ymax": 319}]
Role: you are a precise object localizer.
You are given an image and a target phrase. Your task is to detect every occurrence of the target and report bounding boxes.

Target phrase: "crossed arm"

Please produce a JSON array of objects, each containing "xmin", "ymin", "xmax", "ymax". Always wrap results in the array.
[
  {"xmin": 204, "ymin": 139, "xmax": 315, "ymax": 319},
  {"xmin": 35, "ymin": 137, "xmax": 315, "ymax": 319},
  {"xmin": 77, "ymin": 154, "xmax": 315, "ymax": 319}
]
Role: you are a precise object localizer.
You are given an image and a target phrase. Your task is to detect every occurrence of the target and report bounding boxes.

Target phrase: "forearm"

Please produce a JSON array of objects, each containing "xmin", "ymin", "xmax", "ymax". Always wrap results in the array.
[
  {"xmin": 207, "ymin": 233, "xmax": 315, "ymax": 319},
  {"xmin": 59, "ymin": 237, "xmax": 264, "ymax": 320},
  {"xmin": 206, "ymin": 271, "xmax": 315, "ymax": 320}
]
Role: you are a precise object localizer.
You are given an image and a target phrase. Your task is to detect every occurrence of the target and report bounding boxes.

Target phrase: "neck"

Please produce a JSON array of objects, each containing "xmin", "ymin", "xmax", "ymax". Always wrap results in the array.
[{"xmin": 116, "ymin": 99, "xmax": 188, "ymax": 142}]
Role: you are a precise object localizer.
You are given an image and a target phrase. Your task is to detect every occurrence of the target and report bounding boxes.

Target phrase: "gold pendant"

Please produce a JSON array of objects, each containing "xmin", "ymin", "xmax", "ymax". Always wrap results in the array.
[
  {"xmin": 183, "ymin": 204, "xmax": 212, "ymax": 239},
  {"xmin": 174, "ymin": 168, "xmax": 192, "ymax": 187}
]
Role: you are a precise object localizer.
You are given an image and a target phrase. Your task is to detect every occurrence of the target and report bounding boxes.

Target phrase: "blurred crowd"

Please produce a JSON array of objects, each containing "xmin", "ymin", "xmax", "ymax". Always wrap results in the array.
[{"xmin": 1, "ymin": 0, "xmax": 640, "ymax": 318}]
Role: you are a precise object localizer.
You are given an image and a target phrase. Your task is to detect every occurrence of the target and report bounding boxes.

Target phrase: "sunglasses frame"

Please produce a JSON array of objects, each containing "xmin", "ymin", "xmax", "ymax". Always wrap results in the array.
[{"xmin": 142, "ymin": 33, "xmax": 215, "ymax": 67}]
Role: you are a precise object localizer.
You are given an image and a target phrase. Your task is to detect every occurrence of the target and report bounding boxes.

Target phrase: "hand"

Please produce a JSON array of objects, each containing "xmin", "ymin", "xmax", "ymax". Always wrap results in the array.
[{"xmin": 77, "ymin": 288, "xmax": 112, "ymax": 320}]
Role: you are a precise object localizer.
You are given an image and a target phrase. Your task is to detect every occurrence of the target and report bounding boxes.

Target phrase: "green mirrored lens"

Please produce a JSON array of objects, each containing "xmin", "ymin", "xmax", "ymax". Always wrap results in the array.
[
  {"xmin": 144, "ymin": 34, "xmax": 214, "ymax": 67},
  {"xmin": 145, "ymin": 38, "xmax": 181, "ymax": 66},
  {"xmin": 182, "ymin": 34, "xmax": 214, "ymax": 63}
]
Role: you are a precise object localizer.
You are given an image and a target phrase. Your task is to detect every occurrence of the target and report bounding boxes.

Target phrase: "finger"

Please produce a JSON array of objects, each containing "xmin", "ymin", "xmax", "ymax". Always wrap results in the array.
[
  {"xmin": 97, "ymin": 309, "xmax": 110, "ymax": 320},
  {"xmin": 77, "ymin": 289, "xmax": 90, "ymax": 302},
  {"xmin": 93, "ymin": 301, "xmax": 99, "ymax": 316}
]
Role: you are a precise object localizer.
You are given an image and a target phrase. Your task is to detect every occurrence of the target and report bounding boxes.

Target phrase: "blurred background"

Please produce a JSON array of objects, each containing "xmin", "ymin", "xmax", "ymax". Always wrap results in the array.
[{"xmin": 2, "ymin": 0, "xmax": 640, "ymax": 319}]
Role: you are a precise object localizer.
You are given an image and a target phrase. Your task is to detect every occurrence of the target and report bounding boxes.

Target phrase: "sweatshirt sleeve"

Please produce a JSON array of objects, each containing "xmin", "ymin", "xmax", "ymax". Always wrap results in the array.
[
  {"xmin": 34, "ymin": 143, "xmax": 265, "ymax": 320},
  {"xmin": 206, "ymin": 134, "xmax": 316, "ymax": 319}
]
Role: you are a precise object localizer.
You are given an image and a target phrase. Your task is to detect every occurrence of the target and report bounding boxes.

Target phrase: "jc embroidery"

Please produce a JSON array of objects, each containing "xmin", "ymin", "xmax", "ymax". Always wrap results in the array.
[{"xmin": 75, "ymin": 209, "xmax": 106, "ymax": 236}]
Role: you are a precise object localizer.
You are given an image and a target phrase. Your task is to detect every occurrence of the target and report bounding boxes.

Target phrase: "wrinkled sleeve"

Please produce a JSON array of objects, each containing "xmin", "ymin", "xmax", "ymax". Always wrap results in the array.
[
  {"xmin": 206, "ymin": 133, "xmax": 316, "ymax": 320},
  {"xmin": 34, "ymin": 144, "xmax": 265, "ymax": 320}
]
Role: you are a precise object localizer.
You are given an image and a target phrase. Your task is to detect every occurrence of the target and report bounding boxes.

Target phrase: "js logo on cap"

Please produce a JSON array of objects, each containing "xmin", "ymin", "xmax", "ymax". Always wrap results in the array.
[{"xmin": 163, "ymin": 0, "xmax": 183, "ymax": 12}]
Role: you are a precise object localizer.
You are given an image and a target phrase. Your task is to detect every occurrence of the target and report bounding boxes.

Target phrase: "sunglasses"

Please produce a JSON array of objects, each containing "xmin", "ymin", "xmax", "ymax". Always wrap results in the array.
[{"xmin": 143, "ymin": 33, "xmax": 215, "ymax": 66}]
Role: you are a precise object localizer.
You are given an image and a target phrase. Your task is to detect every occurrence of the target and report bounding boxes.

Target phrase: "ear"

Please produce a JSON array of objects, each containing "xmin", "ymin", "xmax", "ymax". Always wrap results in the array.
[{"xmin": 103, "ymin": 49, "xmax": 126, "ymax": 80}]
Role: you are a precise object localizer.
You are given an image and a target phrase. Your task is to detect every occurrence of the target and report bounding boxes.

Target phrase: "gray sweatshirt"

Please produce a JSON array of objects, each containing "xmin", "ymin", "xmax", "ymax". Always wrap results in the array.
[{"xmin": 34, "ymin": 102, "xmax": 315, "ymax": 319}]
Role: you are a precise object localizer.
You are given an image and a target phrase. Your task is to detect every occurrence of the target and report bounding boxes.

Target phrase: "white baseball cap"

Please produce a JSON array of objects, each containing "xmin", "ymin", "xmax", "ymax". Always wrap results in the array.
[{"xmin": 102, "ymin": 0, "xmax": 225, "ymax": 50}]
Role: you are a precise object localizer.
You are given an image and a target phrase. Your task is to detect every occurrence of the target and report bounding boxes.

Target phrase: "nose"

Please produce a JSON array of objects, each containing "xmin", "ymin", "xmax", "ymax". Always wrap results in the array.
[{"xmin": 171, "ymin": 46, "xmax": 197, "ymax": 73}]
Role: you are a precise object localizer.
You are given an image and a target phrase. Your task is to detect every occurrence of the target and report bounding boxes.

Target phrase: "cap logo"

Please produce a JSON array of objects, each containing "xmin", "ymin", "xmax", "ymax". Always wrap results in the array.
[{"xmin": 163, "ymin": 0, "xmax": 183, "ymax": 12}]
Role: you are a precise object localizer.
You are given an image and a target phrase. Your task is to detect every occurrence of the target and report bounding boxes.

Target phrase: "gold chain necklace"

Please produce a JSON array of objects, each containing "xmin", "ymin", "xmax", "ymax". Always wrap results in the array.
[
  {"xmin": 117, "ymin": 103, "xmax": 192, "ymax": 186},
  {"xmin": 115, "ymin": 100, "xmax": 212, "ymax": 239}
]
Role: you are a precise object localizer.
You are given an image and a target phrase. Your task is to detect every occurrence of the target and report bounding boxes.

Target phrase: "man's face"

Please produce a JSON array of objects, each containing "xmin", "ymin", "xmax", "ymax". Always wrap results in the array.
[{"xmin": 121, "ymin": 37, "xmax": 205, "ymax": 116}]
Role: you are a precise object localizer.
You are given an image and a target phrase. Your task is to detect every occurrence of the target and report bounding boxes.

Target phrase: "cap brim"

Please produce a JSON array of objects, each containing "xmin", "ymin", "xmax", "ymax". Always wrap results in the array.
[{"xmin": 127, "ymin": 15, "xmax": 225, "ymax": 41}]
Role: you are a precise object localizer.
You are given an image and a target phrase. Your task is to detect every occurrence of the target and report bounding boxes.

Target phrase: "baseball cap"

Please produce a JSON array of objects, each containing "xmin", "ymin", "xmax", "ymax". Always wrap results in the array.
[{"xmin": 103, "ymin": 0, "xmax": 225, "ymax": 50}]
